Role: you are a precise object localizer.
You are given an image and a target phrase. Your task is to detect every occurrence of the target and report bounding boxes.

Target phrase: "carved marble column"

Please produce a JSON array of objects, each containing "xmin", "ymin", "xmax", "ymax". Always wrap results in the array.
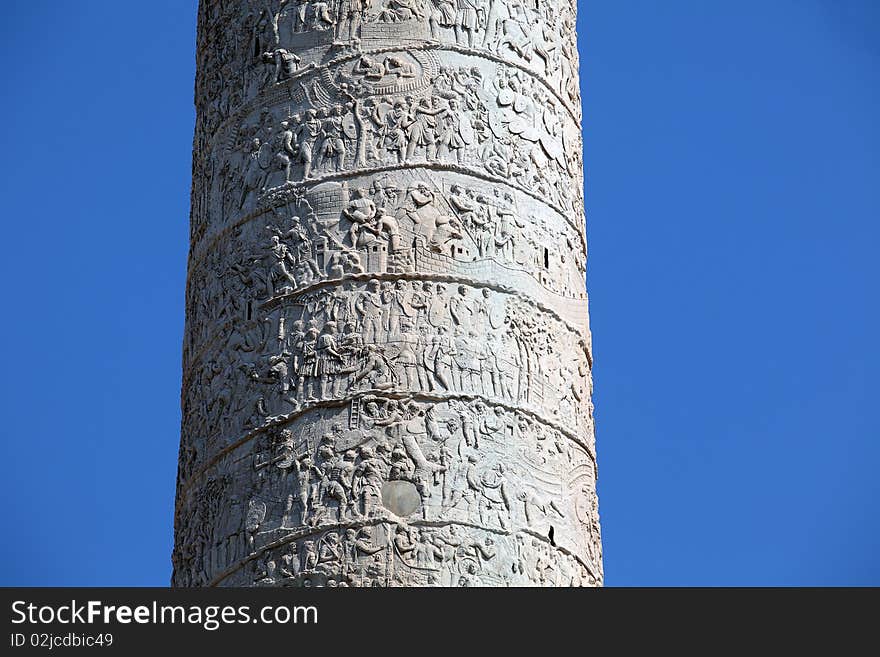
[{"xmin": 173, "ymin": 0, "xmax": 602, "ymax": 587}]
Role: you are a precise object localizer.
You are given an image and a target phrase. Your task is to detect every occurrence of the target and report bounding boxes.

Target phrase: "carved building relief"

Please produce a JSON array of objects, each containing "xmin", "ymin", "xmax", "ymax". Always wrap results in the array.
[{"xmin": 175, "ymin": 0, "xmax": 601, "ymax": 587}]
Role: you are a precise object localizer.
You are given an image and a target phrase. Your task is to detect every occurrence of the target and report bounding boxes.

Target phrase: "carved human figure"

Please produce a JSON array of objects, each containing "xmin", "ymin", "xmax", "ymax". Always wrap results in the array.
[
  {"xmin": 296, "ymin": 109, "xmax": 322, "ymax": 179},
  {"xmin": 315, "ymin": 321, "xmax": 345, "ymax": 399},
  {"xmin": 355, "ymin": 279, "xmax": 384, "ymax": 343},
  {"xmin": 294, "ymin": 452, "xmax": 321, "ymax": 525},
  {"xmin": 437, "ymin": 97, "xmax": 468, "ymax": 163},
  {"xmin": 404, "ymin": 97, "xmax": 445, "ymax": 161},
  {"xmin": 301, "ymin": 540, "xmax": 319, "ymax": 571},
  {"xmin": 267, "ymin": 234, "xmax": 298, "ymax": 296},
  {"xmin": 239, "ymin": 138, "xmax": 266, "ymax": 209},
  {"xmin": 455, "ymin": 0, "xmax": 486, "ymax": 48},
  {"xmin": 262, "ymin": 48, "xmax": 301, "ymax": 83},
  {"xmin": 344, "ymin": 187, "xmax": 378, "ymax": 247},
  {"xmin": 407, "ymin": 184, "xmax": 463, "ymax": 252},
  {"xmin": 430, "ymin": 0, "xmax": 457, "ymax": 38},
  {"xmin": 311, "ymin": 1, "xmax": 336, "ymax": 30},
  {"xmin": 336, "ymin": 0, "xmax": 368, "ymax": 41},
  {"xmin": 351, "ymin": 343, "xmax": 397, "ymax": 390},
  {"xmin": 449, "ymin": 285, "xmax": 473, "ymax": 328},
  {"xmin": 395, "ymin": 320, "xmax": 425, "ymax": 390},
  {"xmin": 436, "ymin": 325, "xmax": 460, "ymax": 391},
  {"xmin": 383, "ymin": 100, "xmax": 408, "ymax": 164},
  {"xmin": 318, "ymin": 106, "xmax": 347, "ymax": 172},
  {"xmin": 315, "ymin": 442, "xmax": 348, "ymax": 521},
  {"xmin": 300, "ymin": 326, "xmax": 319, "ymax": 400},
  {"xmin": 374, "ymin": 206, "xmax": 402, "ymax": 252},
  {"xmin": 386, "ymin": 279, "xmax": 413, "ymax": 336}
]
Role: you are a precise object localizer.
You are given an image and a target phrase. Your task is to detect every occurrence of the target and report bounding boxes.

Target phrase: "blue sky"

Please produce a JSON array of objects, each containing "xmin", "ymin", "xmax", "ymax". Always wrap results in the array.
[{"xmin": 0, "ymin": 1, "xmax": 877, "ymax": 586}]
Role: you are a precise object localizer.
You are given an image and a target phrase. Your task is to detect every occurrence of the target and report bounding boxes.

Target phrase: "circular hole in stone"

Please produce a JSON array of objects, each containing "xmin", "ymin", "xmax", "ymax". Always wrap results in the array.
[{"xmin": 381, "ymin": 480, "xmax": 421, "ymax": 517}]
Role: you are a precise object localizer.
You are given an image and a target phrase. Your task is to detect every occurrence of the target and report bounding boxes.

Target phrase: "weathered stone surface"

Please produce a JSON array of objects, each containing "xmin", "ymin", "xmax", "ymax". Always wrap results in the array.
[{"xmin": 173, "ymin": 0, "xmax": 601, "ymax": 587}]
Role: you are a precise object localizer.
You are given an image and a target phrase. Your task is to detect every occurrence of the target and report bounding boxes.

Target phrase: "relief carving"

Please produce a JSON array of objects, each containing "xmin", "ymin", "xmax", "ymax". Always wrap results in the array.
[{"xmin": 176, "ymin": 0, "xmax": 600, "ymax": 587}]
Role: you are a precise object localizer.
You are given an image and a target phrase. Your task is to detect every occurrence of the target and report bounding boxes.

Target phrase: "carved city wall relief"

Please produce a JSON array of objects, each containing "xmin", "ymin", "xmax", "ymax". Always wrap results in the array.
[
  {"xmin": 194, "ymin": 1, "xmax": 581, "ymax": 143},
  {"xmin": 173, "ymin": 394, "xmax": 601, "ymax": 587}
]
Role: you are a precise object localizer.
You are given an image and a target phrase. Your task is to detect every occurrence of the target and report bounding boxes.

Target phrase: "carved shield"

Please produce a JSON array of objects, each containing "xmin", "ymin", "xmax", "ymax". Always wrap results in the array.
[
  {"xmin": 459, "ymin": 114, "xmax": 475, "ymax": 146},
  {"xmin": 275, "ymin": 448, "xmax": 295, "ymax": 469},
  {"xmin": 373, "ymin": 100, "xmax": 393, "ymax": 124},
  {"xmin": 496, "ymin": 88, "xmax": 514, "ymax": 107},
  {"xmin": 540, "ymin": 133, "xmax": 565, "ymax": 164},
  {"xmin": 245, "ymin": 499, "xmax": 267, "ymax": 533},
  {"xmin": 342, "ymin": 113, "xmax": 358, "ymax": 140},
  {"xmin": 488, "ymin": 303, "xmax": 506, "ymax": 329},
  {"xmin": 506, "ymin": 117, "xmax": 527, "ymax": 136},
  {"xmin": 519, "ymin": 125, "xmax": 542, "ymax": 143},
  {"xmin": 513, "ymin": 94, "xmax": 530, "ymax": 115},
  {"xmin": 487, "ymin": 110, "xmax": 508, "ymax": 140},
  {"xmin": 575, "ymin": 494, "xmax": 591, "ymax": 524},
  {"xmin": 381, "ymin": 480, "xmax": 421, "ymax": 516},
  {"xmin": 256, "ymin": 140, "xmax": 274, "ymax": 169}
]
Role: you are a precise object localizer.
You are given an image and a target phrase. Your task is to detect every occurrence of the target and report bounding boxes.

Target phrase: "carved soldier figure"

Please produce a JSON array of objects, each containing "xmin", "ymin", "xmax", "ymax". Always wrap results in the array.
[
  {"xmin": 449, "ymin": 285, "xmax": 473, "ymax": 328},
  {"xmin": 301, "ymin": 540, "xmax": 319, "ymax": 571},
  {"xmin": 294, "ymin": 451, "xmax": 322, "ymax": 525},
  {"xmin": 318, "ymin": 105, "xmax": 347, "ymax": 172},
  {"xmin": 300, "ymin": 326, "xmax": 319, "ymax": 400},
  {"xmin": 239, "ymin": 137, "xmax": 266, "ymax": 209},
  {"xmin": 296, "ymin": 109, "xmax": 322, "ymax": 178},
  {"xmin": 425, "ymin": 325, "xmax": 455, "ymax": 391},
  {"xmin": 404, "ymin": 97, "xmax": 446, "ymax": 161},
  {"xmin": 316, "ymin": 321, "xmax": 345, "ymax": 398},
  {"xmin": 478, "ymin": 331, "xmax": 502, "ymax": 397},
  {"xmin": 268, "ymin": 121, "xmax": 298, "ymax": 186},
  {"xmin": 449, "ymin": 184, "xmax": 476, "ymax": 223},
  {"xmin": 395, "ymin": 319, "xmax": 426, "ymax": 390},
  {"xmin": 442, "ymin": 402, "xmax": 467, "ymax": 451},
  {"xmin": 356, "ymin": 54, "xmax": 387, "ymax": 81},
  {"xmin": 437, "ymin": 97, "xmax": 468, "ymax": 163},
  {"xmin": 291, "ymin": 0, "xmax": 309, "ymax": 33},
  {"xmin": 311, "ymin": 1, "xmax": 336, "ymax": 30},
  {"xmin": 262, "ymin": 48, "xmax": 301, "ymax": 83},
  {"xmin": 374, "ymin": 206, "xmax": 402, "ymax": 253},
  {"xmin": 455, "ymin": 0, "xmax": 486, "ymax": 48},
  {"xmin": 383, "ymin": 100, "xmax": 409, "ymax": 164},
  {"xmin": 407, "ymin": 185, "xmax": 463, "ymax": 252},
  {"xmin": 344, "ymin": 187, "xmax": 378, "ymax": 247},
  {"xmin": 351, "ymin": 343, "xmax": 397, "ymax": 390},
  {"xmin": 430, "ymin": 0, "xmax": 457, "ymax": 38},
  {"xmin": 427, "ymin": 282, "xmax": 448, "ymax": 327},
  {"xmin": 266, "ymin": 234, "xmax": 298, "ymax": 296},
  {"xmin": 286, "ymin": 220, "xmax": 322, "ymax": 284},
  {"xmin": 341, "ymin": 528, "xmax": 382, "ymax": 577},
  {"xmin": 336, "ymin": 0, "xmax": 369, "ymax": 42},
  {"xmin": 352, "ymin": 445, "xmax": 386, "ymax": 515},
  {"xmin": 410, "ymin": 282, "xmax": 431, "ymax": 328},
  {"xmin": 254, "ymin": 557, "xmax": 277, "ymax": 584},
  {"xmin": 317, "ymin": 441, "xmax": 350, "ymax": 521},
  {"xmin": 355, "ymin": 279, "xmax": 385, "ymax": 343},
  {"xmin": 386, "ymin": 279, "xmax": 413, "ymax": 335}
]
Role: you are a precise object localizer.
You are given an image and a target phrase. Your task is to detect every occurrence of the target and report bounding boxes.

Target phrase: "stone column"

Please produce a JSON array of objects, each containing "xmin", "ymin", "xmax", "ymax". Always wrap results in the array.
[{"xmin": 173, "ymin": 0, "xmax": 602, "ymax": 587}]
